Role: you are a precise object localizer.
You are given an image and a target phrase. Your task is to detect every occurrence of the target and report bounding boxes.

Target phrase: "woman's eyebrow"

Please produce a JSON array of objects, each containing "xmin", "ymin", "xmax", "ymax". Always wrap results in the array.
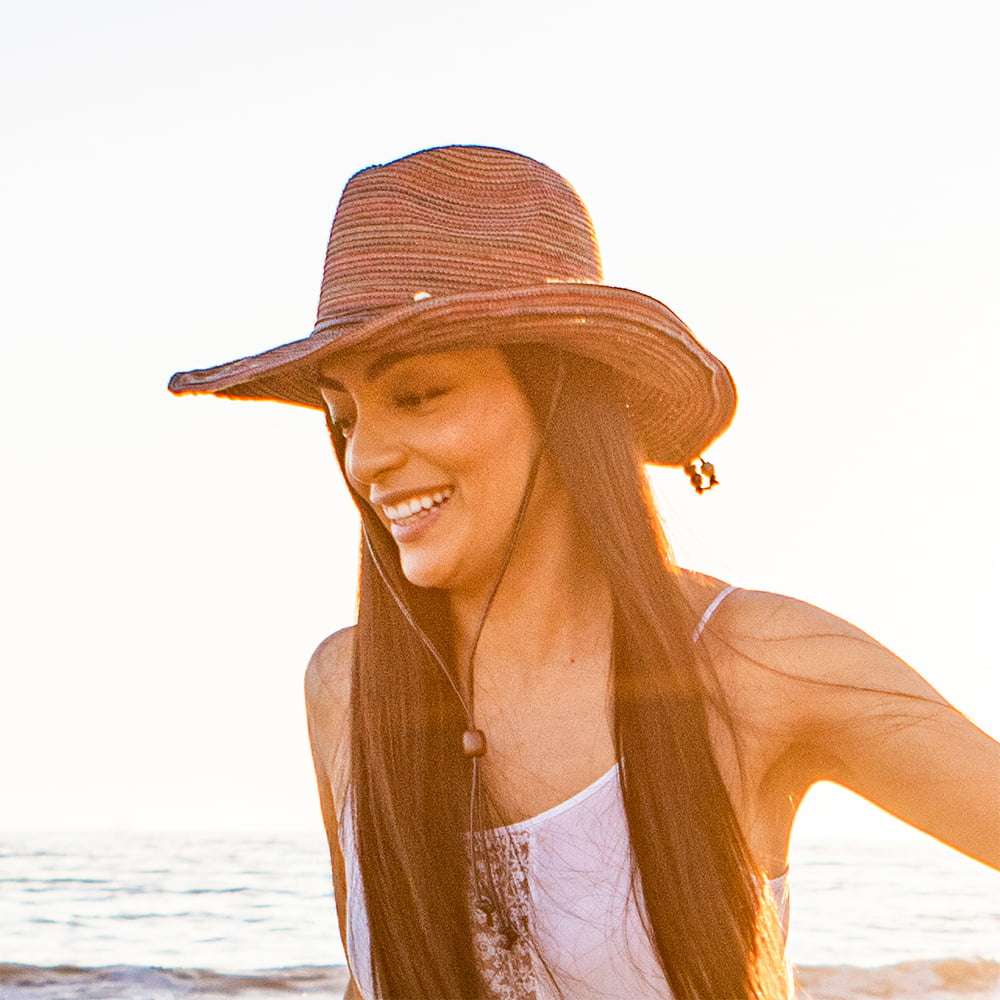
[{"xmin": 317, "ymin": 353, "xmax": 410, "ymax": 392}]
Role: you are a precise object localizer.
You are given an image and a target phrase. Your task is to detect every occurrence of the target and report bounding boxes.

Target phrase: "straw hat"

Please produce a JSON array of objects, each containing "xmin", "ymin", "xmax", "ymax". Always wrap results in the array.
[{"xmin": 168, "ymin": 145, "xmax": 736, "ymax": 467}]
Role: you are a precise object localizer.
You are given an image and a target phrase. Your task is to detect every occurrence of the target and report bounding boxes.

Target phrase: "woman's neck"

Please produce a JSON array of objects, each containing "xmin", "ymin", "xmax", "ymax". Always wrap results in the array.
[{"xmin": 447, "ymin": 496, "xmax": 613, "ymax": 690}]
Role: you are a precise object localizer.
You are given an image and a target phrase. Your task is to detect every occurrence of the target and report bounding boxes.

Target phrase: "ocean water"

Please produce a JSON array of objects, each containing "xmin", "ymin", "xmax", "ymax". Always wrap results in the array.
[{"xmin": 1, "ymin": 829, "xmax": 998, "ymax": 999}]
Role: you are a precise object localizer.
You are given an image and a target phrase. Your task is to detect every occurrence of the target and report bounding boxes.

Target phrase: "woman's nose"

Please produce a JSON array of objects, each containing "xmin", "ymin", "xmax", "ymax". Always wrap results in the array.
[{"xmin": 345, "ymin": 414, "xmax": 406, "ymax": 486}]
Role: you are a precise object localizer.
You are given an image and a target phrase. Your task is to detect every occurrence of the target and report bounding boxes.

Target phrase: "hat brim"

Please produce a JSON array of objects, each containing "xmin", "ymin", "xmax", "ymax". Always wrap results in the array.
[{"xmin": 168, "ymin": 283, "xmax": 736, "ymax": 467}]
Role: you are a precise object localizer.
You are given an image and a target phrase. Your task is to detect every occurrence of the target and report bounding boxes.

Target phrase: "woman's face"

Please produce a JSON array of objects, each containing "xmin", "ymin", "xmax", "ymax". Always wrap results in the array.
[{"xmin": 318, "ymin": 347, "xmax": 556, "ymax": 597}]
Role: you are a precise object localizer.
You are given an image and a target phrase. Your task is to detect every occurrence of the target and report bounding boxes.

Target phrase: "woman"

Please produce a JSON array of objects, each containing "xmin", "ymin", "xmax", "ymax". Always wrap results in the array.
[{"xmin": 169, "ymin": 146, "xmax": 1000, "ymax": 1000}]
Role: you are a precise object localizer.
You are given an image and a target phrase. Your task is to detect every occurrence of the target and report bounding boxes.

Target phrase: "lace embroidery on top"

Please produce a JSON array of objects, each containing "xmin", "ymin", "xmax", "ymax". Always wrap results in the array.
[{"xmin": 468, "ymin": 827, "xmax": 537, "ymax": 1000}]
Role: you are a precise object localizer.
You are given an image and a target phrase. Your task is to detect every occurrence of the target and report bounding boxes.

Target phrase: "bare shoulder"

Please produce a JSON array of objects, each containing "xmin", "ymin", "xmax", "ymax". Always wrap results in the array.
[
  {"xmin": 706, "ymin": 588, "xmax": 932, "ymax": 684},
  {"xmin": 304, "ymin": 625, "xmax": 355, "ymax": 735},
  {"xmin": 673, "ymin": 572, "xmax": 871, "ymax": 667},
  {"xmin": 305, "ymin": 626, "xmax": 356, "ymax": 813},
  {"xmin": 704, "ymin": 586, "xmax": 855, "ymax": 652},
  {"xmin": 698, "ymin": 587, "xmax": 952, "ymax": 737}
]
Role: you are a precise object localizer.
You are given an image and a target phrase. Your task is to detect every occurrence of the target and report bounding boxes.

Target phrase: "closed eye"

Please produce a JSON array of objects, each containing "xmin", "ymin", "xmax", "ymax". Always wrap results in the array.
[{"xmin": 394, "ymin": 386, "xmax": 448, "ymax": 409}]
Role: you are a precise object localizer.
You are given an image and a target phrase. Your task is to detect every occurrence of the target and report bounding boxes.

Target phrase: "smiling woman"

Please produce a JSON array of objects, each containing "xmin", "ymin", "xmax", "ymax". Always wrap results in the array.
[
  {"xmin": 168, "ymin": 146, "xmax": 1000, "ymax": 1000},
  {"xmin": 317, "ymin": 349, "xmax": 554, "ymax": 599}
]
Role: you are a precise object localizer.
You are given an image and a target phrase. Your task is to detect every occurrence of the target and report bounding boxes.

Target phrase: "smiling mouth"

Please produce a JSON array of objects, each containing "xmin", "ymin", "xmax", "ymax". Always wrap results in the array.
[{"xmin": 382, "ymin": 488, "xmax": 453, "ymax": 526}]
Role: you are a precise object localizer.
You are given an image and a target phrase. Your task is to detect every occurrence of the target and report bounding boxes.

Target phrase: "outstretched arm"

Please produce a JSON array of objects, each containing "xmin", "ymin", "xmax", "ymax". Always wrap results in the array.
[{"xmin": 719, "ymin": 590, "xmax": 1000, "ymax": 871}]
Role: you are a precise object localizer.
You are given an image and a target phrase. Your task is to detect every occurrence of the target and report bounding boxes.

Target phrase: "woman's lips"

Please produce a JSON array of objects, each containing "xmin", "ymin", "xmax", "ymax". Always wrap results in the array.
[
  {"xmin": 382, "ymin": 488, "xmax": 453, "ymax": 523},
  {"xmin": 382, "ymin": 488, "xmax": 453, "ymax": 542}
]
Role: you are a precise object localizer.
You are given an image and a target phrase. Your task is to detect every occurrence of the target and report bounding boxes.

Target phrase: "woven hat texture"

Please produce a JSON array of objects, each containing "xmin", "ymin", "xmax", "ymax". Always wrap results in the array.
[{"xmin": 168, "ymin": 145, "xmax": 736, "ymax": 466}]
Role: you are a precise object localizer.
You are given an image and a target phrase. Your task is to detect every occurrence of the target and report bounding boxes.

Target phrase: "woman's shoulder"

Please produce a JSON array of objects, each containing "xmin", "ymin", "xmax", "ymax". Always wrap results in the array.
[
  {"xmin": 673, "ymin": 570, "xmax": 892, "ymax": 708},
  {"xmin": 305, "ymin": 626, "xmax": 356, "ymax": 799},
  {"xmin": 678, "ymin": 574, "xmax": 941, "ymax": 722},
  {"xmin": 305, "ymin": 626, "xmax": 355, "ymax": 729},
  {"xmin": 675, "ymin": 569, "xmax": 861, "ymax": 649}
]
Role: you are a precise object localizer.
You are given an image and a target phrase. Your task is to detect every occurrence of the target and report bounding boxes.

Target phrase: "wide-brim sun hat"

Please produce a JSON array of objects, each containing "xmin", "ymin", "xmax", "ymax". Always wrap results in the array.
[{"xmin": 168, "ymin": 145, "xmax": 736, "ymax": 468}]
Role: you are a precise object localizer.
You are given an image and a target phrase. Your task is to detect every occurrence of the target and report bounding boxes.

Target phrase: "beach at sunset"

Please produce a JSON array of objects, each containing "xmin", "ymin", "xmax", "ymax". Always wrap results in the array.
[{"xmin": 3, "ymin": 2, "xmax": 998, "ymax": 998}]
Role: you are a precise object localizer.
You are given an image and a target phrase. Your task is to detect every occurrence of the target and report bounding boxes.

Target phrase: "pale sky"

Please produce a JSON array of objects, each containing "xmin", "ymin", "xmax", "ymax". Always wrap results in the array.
[{"xmin": 2, "ymin": 0, "xmax": 997, "ymax": 854}]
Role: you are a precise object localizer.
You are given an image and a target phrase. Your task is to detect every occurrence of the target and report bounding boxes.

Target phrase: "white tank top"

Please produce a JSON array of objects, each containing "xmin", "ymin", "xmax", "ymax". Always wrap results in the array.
[{"xmin": 341, "ymin": 586, "xmax": 789, "ymax": 998}]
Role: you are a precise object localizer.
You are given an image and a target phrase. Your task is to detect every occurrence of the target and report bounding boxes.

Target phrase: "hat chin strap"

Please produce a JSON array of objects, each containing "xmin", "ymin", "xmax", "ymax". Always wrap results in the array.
[
  {"xmin": 361, "ymin": 354, "xmax": 567, "ymax": 746},
  {"xmin": 360, "ymin": 357, "xmax": 567, "ymax": 940}
]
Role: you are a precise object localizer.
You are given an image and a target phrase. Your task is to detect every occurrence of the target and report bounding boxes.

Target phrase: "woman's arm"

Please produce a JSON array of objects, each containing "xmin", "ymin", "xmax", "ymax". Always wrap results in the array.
[
  {"xmin": 719, "ymin": 590, "xmax": 1000, "ymax": 871},
  {"xmin": 305, "ymin": 627, "xmax": 363, "ymax": 999}
]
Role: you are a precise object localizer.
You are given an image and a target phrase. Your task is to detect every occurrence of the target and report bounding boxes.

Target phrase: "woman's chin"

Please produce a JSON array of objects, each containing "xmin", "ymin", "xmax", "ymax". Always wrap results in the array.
[
  {"xmin": 398, "ymin": 554, "xmax": 490, "ymax": 599},
  {"xmin": 398, "ymin": 553, "xmax": 454, "ymax": 592}
]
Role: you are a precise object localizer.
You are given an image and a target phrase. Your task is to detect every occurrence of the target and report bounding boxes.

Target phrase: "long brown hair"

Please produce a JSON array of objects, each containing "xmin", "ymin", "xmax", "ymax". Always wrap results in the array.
[{"xmin": 330, "ymin": 341, "xmax": 788, "ymax": 999}]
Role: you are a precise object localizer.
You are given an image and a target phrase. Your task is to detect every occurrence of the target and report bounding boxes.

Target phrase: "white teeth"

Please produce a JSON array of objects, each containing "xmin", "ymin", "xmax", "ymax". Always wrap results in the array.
[{"xmin": 382, "ymin": 489, "xmax": 452, "ymax": 522}]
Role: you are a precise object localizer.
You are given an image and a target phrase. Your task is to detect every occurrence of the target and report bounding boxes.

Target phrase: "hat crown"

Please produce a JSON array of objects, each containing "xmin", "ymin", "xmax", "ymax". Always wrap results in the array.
[
  {"xmin": 315, "ymin": 146, "xmax": 603, "ymax": 328},
  {"xmin": 169, "ymin": 144, "xmax": 736, "ymax": 468}
]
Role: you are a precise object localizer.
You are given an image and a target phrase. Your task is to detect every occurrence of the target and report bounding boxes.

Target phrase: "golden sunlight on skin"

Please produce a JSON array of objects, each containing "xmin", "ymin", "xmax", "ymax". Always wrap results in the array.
[
  {"xmin": 317, "ymin": 348, "xmax": 562, "ymax": 607},
  {"xmin": 317, "ymin": 346, "xmax": 622, "ymax": 825}
]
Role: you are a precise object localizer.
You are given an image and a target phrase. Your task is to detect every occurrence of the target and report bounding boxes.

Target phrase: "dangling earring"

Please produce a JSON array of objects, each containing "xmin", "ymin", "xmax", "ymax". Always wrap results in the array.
[{"xmin": 684, "ymin": 458, "xmax": 719, "ymax": 494}]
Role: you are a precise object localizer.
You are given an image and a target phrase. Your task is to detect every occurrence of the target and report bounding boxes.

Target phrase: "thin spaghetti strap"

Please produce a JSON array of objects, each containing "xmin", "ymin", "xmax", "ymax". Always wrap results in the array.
[{"xmin": 691, "ymin": 585, "xmax": 739, "ymax": 643}]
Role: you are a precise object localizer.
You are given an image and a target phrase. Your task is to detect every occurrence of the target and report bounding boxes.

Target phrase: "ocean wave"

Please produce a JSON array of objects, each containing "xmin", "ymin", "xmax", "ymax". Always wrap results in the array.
[
  {"xmin": 0, "ymin": 964, "xmax": 350, "ymax": 999},
  {"xmin": 796, "ymin": 957, "xmax": 1000, "ymax": 999},
  {"xmin": 1, "ymin": 959, "xmax": 997, "ymax": 999}
]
